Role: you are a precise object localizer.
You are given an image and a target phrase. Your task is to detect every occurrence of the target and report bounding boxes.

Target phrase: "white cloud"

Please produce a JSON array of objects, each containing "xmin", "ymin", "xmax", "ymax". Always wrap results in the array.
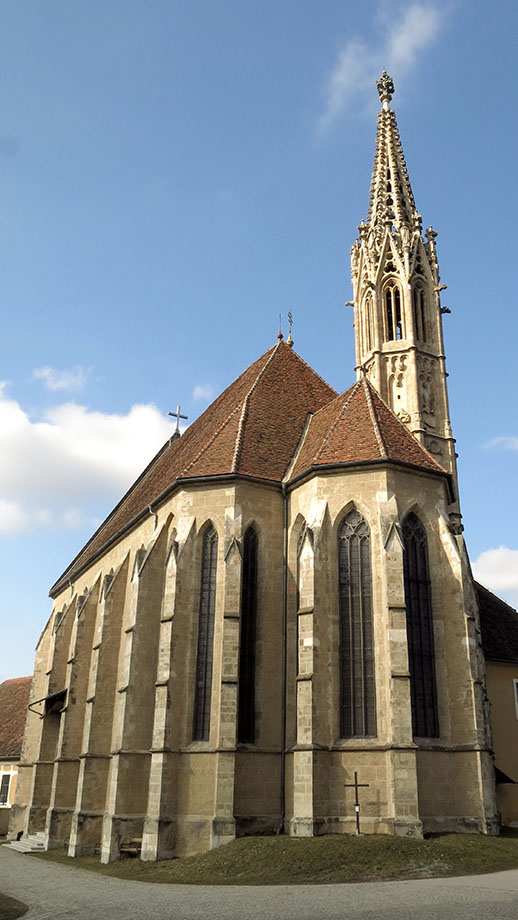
[
  {"xmin": 482, "ymin": 436, "xmax": 518, "ymax": 452},
  {"xmin": 192, "ymin": 384, "xmax": 213, "ymax": 402},
  {"xmin": 0, "ymin": 384, "xmax": 172, "ymax": 535},
  {"xmin": 472, "ymin": 546, "xmax": 518, "ymax": 610},
  {"xmin": 33, "ymin": 364, "xmax": 91, "ymax": 391},
  {"xmin": 0, "ymin": 500, "xmax": 51, "ymax": 534},
  {"xmin": 318, "ymin": 3, "xmax": 443, "ymax": 132}
]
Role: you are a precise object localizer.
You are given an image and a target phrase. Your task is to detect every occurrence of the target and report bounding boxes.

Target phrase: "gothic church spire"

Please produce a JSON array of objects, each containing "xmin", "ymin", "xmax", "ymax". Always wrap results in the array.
[
  {"xmin": 350, "ymin": 74, "xmax": 461, "ymax": 529},
  {"xmin": 367, "ymin": 71, "xmax": 420, "ymax": 237}
]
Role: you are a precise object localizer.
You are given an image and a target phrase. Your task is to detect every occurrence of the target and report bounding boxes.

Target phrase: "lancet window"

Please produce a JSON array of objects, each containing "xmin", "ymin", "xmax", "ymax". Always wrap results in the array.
[
  {"xmin": 363, "ymin": 294, "xmax": 373, "ymax": 352},
  {"xmin": 338, "ymin": 509, "xmax": 376, "ymax": 738},
  {"xmin": 412, "ymin": 285, "xmax": 427, "ymax": 342},
  {"xmin": 384, "ymin": 283, "xmax": 403, "ymax": 341},
  {"xmin": 402, "ymin": 513, "xmax": 439, "ymax": 738},
  {"xmin": 237, "ymin": 526, "xmax": 258, "ymax": 744},
  {"xmin": 193, "ymin": 524, "xmax": 218, "ymax": 741}
]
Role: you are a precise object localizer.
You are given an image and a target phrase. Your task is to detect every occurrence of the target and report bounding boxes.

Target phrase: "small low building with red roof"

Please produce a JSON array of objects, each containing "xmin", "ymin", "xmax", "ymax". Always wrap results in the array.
[{"xmin": 0, "ymin": 677, "xmax": 31, "ymax": 835}]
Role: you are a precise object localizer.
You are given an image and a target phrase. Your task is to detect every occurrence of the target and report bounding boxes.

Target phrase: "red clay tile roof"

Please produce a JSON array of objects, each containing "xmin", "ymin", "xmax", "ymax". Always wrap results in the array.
[
  {"xmin": 50, "ymin": 343, "xmax": 336, "ymax": 594},
  {"xmin": 51, "ymin": 349, "xmax": 449, "ymax": 596},
  {"xmin": 476, "ymin": 582, "xmax": 518, "ymax": 663},
  {"xmin": 0, "ymin": 677, "xmax": 32, "ymax": 759},
  {"xmin": 288, "ymin": 377, "xmax": 445, "ymax": 481}
]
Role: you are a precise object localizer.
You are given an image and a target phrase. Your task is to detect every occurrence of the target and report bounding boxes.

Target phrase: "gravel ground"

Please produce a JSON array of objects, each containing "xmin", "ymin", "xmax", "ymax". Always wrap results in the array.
[{"xmin": 2, "ymin": 844, "xmax": 518, "ymax": 920}]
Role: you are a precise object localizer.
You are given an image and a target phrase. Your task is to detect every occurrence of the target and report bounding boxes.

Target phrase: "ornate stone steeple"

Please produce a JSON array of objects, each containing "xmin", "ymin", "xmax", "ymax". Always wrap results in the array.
[{"xmin": 350, "ymin": 72, "xmax": 460, "ymax": 526}]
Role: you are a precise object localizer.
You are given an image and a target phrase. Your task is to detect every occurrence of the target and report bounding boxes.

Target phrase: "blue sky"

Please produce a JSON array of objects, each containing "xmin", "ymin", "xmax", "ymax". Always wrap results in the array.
[{"xmin": 1, "ymin": 0, "xmax": 517, "ymax": 681}]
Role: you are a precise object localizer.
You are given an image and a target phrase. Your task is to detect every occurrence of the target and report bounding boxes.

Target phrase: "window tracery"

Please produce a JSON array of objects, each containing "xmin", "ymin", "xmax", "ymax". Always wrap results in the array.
[
  {"xmin": 402, "ymin": 513, "xmax": 439, "ymax": 738},
  {"xmin": 412, "ymin": 285, "xmax": 427, "ymax": 342},
  {"xmin": 237, "ymin": 526, "xmax": 258, "ymax": 744},
  {"xmin": 384, "ymin": 282, "xmax": 403, "ymax": 341},
  {"xmin": 193, "ymin": 524, "xmax": 218, "ymax": 741},
  {"xmin": 338, "ymin": 509, "xmax": 376, "ymax": 738}
]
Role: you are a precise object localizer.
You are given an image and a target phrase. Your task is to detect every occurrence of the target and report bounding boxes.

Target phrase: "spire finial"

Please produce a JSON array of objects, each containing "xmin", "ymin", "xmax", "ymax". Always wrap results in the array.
[
  {"xmin": 376, "ymin": 71, "xmax": 394, "ymax": 110},
  {"xmin": 277, "ymin": 312, "xmax": 283, "ymax": 341}
]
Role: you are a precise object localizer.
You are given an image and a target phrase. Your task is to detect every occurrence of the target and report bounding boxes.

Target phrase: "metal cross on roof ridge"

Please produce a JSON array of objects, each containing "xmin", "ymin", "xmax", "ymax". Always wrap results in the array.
[{"xmin": 168, "ymin": 404, "xmax": 188, "ymax": 433}]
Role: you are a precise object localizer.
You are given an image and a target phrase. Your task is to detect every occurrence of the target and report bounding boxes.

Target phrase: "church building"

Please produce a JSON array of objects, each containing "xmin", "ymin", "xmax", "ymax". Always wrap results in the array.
[{"xmin": 11, "ymin": 73, "xmax": 499, "ymax": 861}]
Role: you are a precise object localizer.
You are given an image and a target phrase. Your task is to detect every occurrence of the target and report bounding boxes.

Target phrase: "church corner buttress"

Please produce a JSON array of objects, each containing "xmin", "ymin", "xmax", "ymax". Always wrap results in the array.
[{"xmin": 10, "ymin": 74, "xmax": 499, "ymax": 860}]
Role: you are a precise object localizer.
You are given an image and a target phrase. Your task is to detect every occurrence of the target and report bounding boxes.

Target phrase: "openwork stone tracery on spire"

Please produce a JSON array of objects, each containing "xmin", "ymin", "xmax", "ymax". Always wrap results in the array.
[{"xmin": 350, "ymin": 74, "xmax": 459, "ymax": 519}]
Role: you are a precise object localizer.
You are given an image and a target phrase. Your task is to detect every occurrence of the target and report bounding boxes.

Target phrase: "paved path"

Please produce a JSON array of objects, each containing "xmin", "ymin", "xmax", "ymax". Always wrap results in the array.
[{"xmin": 2, "ymin": 845, "xmax": 518, "ymax": 920}]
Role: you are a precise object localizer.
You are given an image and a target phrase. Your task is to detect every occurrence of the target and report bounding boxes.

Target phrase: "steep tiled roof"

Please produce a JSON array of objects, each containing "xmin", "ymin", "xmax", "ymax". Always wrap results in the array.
[
  {"xmin": 476, "ymin": 582, "xmax": 518, "ymax": 663},
  {"xmin": 288, "ymin": 377, "xmax": 445, "ymax": 481},
  {"xmin": 51, "ymin": 348, "xmax": 450, "ymax": 596},
  {"xmin": 0, "ymin": 677, "xmax": 32, "ymax": 759},
  {"xmin": 51, "ymin": 342, "xmax": 336, "ymax": 593}
]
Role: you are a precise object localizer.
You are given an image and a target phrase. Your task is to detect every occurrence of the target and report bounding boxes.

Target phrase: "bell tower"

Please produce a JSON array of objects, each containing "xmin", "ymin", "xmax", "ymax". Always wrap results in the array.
[{"xmin": 350, "ymin": 72, "xmax": 461, "ymax": 527}]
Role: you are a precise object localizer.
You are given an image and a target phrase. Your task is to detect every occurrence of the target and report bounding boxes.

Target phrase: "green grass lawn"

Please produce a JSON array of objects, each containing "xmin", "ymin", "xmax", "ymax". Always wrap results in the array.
[
  {"xmin": 32, "ymin": 831, "xmax": 518, "ymax": 885},
  {"xmin": 0, "ymin": 893, "xmax": 28, "ymax": 920}
]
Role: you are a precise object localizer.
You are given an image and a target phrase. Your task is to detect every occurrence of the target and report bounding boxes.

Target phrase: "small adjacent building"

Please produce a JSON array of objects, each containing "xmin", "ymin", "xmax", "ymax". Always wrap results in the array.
[
  {"xmin": 477, "ymin": 583, "xmax": 518, "ymax": 825},
  {"xmin": 0, "ymin": 677, "xmax": 32, "ymax": 835}
]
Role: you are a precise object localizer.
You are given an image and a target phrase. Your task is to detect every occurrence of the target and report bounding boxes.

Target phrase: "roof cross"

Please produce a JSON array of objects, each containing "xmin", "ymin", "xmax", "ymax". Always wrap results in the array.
[{"xmin": 168, "ymin": 405, "xmax": 188, "ymax": 434}]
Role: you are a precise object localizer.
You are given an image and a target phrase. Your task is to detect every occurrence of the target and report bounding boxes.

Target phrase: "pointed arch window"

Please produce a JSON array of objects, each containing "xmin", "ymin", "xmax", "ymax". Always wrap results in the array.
[
  {"xmin": 237, "ymin": 526, "xmax": 258, "ymax": 744},
  {"xmin": 412, "ymin": 286, "xmax": 427, "ymax": 342},
  {"xmin": 338, "ymin": 510, "xmax": 376, "ymax": 737},
  {"xmin": 385, "ymin": 284, "xmax": 403, "ymax": 341},
  {"xmin": 363, "ymin": 294, "xmax": 373, "ymax": 352},
  {"xmin": 193, "ymin": 524, "xmax": 218, "ymax": 741},
  {"xmin": 402, "ymin": 513, "xmax": 439, "ymax": 738}
]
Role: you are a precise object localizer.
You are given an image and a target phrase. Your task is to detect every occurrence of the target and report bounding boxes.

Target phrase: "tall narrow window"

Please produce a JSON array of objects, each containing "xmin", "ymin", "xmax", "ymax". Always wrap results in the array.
[
  {"xmin": 193, "ymin": 525, "xmax": 218, "ymax": 741},
  {"xmin": 402, "ymin": 513, "xmax": 439, "ymax": 738},
  {"xmin": 237, "ymin": 527, "xmax": 258, "ymax": 743},
  {"xmin": 364, "ymin": 294, "xmax": 372, "ymax": 352},
  {"xmin": 338, "ymin": 510, "xmax": 376, "ymax": 737},
  {"xmin": 0, "ymin": 775, "xmax": 10, "ymax": 805},
  {"xmin": 385, "ymin": 284, "xmax": 402, "ymax": 341},
  {"xmin": 412, "ymin": 286, "xmax": 427, "ymax": 342}
]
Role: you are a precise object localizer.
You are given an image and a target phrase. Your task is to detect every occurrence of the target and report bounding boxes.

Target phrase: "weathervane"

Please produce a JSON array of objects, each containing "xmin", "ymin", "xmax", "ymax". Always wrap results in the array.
[
  {"xmin": 168, "ymin": 405, "xmax": 188, "ymax": 434},
  {"xmin": 286, "ymin": 310, "xmax": 294, "ymax": 348}
]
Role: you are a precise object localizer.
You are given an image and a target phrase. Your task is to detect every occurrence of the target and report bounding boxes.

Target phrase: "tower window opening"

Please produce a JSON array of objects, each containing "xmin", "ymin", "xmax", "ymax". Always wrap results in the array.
[
  {"xmin": 367, "ymin": 296, "xmax": 373, "ymax": 351},
  {"xmin": 412, "ymin": 286, "xmax": 427, "ymax": 342},
  {"xmin": 385, "ymin": 284, "xmax": 402, "ymax": 341}
]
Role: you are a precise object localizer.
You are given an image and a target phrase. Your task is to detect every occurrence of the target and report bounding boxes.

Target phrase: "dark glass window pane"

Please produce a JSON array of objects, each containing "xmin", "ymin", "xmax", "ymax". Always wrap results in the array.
[
  {"xmin": 238, "ymin": 527, "xmax": 258, "ymax": 743},
  {"xmin": 0, "ymin": 775, "xmax": 9, "ymax": 805},
  {"xmin": 193, "ymin": 525, "xmax": 218, "ymax": 741},
  {"xmin": 338, "ymin": 510, "xmax": 376, "ymax": 737},
  {"xmin": 402, "ymin": 513, "xmax": 439, "ymax": 738}
]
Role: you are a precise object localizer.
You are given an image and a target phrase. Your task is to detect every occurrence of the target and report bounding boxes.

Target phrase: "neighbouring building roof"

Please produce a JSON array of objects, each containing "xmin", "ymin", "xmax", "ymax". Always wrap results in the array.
[
  {"xmin": 50, "ymin": 342, "xmax": 449, "ymax": 596},
  {"xmin": 0, "ymin": 677, "xmax": 32, "ymax": 760},
  {"xmin": 476, "ymin": 582, "xmax": 518, "ymax": 663}
]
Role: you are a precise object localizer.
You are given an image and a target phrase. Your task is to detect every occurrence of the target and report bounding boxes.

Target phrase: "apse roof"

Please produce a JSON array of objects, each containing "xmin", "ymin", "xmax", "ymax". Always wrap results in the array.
[
  {"xmin": 0, "ymin": 677, "xmax": 32, "ymax": 760},
  {"xmin": 50, "ymin": 341, "xmax": 448, "ymax": 596},
  {"xmin": 289, "ymin": 376, "xmax": 444, "ymax": 481}
]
